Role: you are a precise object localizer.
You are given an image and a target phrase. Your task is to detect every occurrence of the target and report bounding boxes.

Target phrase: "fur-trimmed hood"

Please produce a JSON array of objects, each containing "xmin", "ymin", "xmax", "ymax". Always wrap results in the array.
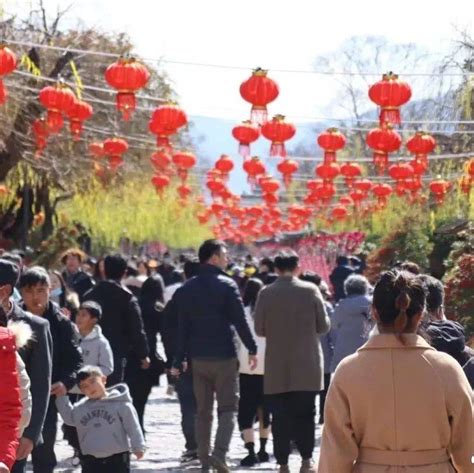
[{"xmin": 7, "ymin": 320, "xmax": 33, "ymax": 349}]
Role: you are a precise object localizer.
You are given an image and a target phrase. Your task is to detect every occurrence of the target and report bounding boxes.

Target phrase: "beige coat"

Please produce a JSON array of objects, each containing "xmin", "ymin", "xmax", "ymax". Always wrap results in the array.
[
  {"xmin": 254, "ymin": 276, "xmax": 330, "ymax": 394},
  {"xmin": 318, "ymin": 334, "xmax": 473, "ymax": 473}
]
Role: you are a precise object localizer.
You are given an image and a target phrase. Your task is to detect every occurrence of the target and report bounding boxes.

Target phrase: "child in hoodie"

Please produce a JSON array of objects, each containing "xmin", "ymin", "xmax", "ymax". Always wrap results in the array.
[{"xmin": 56, "ymin": 365, "xmax": 146, "ymax": 473}]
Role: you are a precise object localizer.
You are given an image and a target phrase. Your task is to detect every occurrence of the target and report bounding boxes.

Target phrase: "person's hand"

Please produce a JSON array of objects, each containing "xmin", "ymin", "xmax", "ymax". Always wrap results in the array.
[
  {"xmin": 16, "ymin": 437, "xmax": 34, "ymax": 460},
  {"xmin": 0, "ymin": 461, "xmax": 10, "ymax": 473},
  {"xmin": 61, "ymin": 307, "xmax": 72, "ymax": 319},
  {"xmin": 248, "ymin": 355, "xmax": 258, "ymax": 371},
  {"xmin": 140, "ymin": 357, "xmax": 151, "ymax": 370},
  {"xmin": 51, "ymin": 382, "xmax": 67, "ymax": 397},
  {"xmin": 181, "ymin": 361, "xmax": 188, "ymax": 373},
  {"xmin": 134, "ymin": 451, "xmax": 145, "ymax": 460}
]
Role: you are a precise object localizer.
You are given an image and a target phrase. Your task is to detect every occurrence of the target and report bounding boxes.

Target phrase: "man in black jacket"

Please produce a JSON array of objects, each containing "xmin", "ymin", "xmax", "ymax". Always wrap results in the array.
[
  {"xmin": 0, "ymin": 260, "xmax": 53, "ymax": 473},
  {"xmin": 173, "ymin": 240, "xmax": 257, "ymax": 472},
  {"xmin": 19, "ymin": 267, "xmax": 82, "ymax": 473},
  {"xmin": 329, "ymin": 255, "xmax": 356, "ymax": 302},
  {"xmin": 84, "ymin": 254, "xmax": 150, "ymax": 386}
]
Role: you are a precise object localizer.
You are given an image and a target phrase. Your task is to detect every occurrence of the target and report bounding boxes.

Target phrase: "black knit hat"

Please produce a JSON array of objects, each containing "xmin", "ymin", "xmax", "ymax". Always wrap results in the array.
[
  {"xmin": 0, "ymin": 258, "xmax": 20, "ymax": 287},
  {"xmin": 426, "ymin": 320, "xmax": 466, "ymax": 356}
]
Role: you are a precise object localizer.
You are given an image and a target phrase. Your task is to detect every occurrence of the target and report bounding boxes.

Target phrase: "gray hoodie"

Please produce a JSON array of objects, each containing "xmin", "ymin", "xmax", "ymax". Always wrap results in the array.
[
  {"xmin": 56, "ymin": 384, "xmax": 145, "ymax": 458},
  {"xmin": 70, "ymin": 325, "xmax": 114, "ymax": 394}
]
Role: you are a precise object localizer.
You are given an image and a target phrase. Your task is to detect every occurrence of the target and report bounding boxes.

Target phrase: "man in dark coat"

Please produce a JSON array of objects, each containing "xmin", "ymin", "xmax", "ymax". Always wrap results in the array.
[
  {"xmin": 0, "ymin": 260, "xmax": 52, "ymax": 473},
  {"xmin": 19, "ymin": 267, "xmax": 82, "ymax": 473},
  {"xmin": 84, "ymin": 254, "xmax": 150, "ymax": 386},
  {"xmin": 162, "ymin": 258, "xmax": 200, "ymax": 464},
  {"xmin": 173, "ymin": 240, "xmax": 257, "ymax": 472},
  {"xmin": 329, "ymin": 255, "xmax": 356, "ymax": 302},
  {"xmin": 61, "ymin": 248, "xmax": 95, "ymax": 301}
]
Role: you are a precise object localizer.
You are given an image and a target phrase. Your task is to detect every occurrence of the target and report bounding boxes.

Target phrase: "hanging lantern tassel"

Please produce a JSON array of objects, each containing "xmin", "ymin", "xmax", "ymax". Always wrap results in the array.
[
  {"xmin": 373, "ymin": 152, "xmax": 389, "ymax": 175},
  {"xmin": 116, "ymin": 92, "xmax": 136, "ymax": 121},
  {"xmin": 178, "ymin": 169, "xmax": 188, "ymax": 182},
  {"xmin": 270, "ymin": 141, "xmax": 286, "ymax": 158},
  {"xmin": 69, "ymin": 121, "xmax": 83, "ymax": 141},
  {"xmin": 108, "ymin": 155, "xmax": 124, "ymax": 172}
]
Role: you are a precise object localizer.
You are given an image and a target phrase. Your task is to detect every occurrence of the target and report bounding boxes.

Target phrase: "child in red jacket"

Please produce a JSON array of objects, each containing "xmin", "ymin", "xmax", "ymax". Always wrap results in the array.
[{"xmin": 0, "ymin": 326, "xmax": 23, "ymax": 472}]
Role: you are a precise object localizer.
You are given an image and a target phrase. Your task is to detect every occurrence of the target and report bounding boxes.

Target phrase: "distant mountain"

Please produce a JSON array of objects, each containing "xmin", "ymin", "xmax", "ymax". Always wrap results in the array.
[{"xmin": 188, "ymin": 115, "xmax": 327, "ymax": 193}]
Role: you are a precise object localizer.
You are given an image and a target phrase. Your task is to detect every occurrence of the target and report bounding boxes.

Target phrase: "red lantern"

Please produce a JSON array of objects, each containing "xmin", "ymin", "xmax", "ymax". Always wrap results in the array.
[
  {"xmin": 332, "ymin": 205, "xmax": 349, "ymax": 221},
  {"xmin": 39, "ymin": 82, "xmax": 76, "ymax": 133},
  {"xmin": 277, "ymin": 159, "xmax": 299, "ymax": 187},
  {"xmin": 215, "ymin": 154, "xmax": 234, "ymax": 177},
  {"xmin": 177, "ymin": 184, "xmax": 192, "ymax": 200},
  {"xmin": 429, "ymin": 179, "xmax": 450, "ymax": 204},
  {"xmin": 340, "ymin": 162, "xmax": 362, "ymax": 187},
  {"xmin": 315, "ymin": 162, "xmax": 340, "ymax": 183},
  {"xmin": 349, "ymin": 189, "xmax": 366, "ymax": 206},
  {"xmin": 232, "ymin": 121, "xmax": 260, "ymax": 158},
  {"xmin": 105, "ymin": 57, "xmax": 150, "ymax": 120},
  {"xmin": 368, "ymin": 72, "xmax": 412, "ymax": 125},
  {"xmin": 406, "ymin": 131, "xmax": 436, "ymax": 160},
  {"xmin": 32, "ymin": 118, "xmax": 49, "ymax": 158},
  {"xmin": 263, "ymin": 192, "xmax": 279, "ymax": 206},
  {"xmin": 207, "ymin": 178, "xmax": 227, "ymax": 197},
  {"xmin": 317, "ymin": 128, "xmax": 346, "ymax": 164},
  {"xmin": 339, "ymin": 195, "xmax": 353, "ymax": 206},
  {"xmin": 246, "ymin": 206, "xmax": 264, "ymax": 219},
  {"xmin": 366, "ymin": 124, "xmax": 402, "ymax": 174},
  {"xmin": 389, "ymin": 162, "xmax": 414, "ymax": 182},
  {"xmin": 0, "ymin": 45, "xmax": 17, "ymax": 104},
  {"xmin": 150, "ymin": 149, "xmax": 172, "ymax": 172},
  {"xmin": 243, "ymin": 156, "xmax": 266, "ymax": 185},
  {"xmin": 306, "ymin": 179, "xmax": 323, "ymax": 193},
  {"xmin": 410, "ymin": 158, "xmax": 428, "ymax": 176},
  {"xmin": 372, "ymin": 183, "xmax": 393, "ymax": 207},
  {"xmin": 353, "ymin": 179, "xmax": 372, "ymax": 195},
  {"xmin": 151, "ymin": 174, "xmax": 170, "ymax": 194},
  {"xmin": 314, "ymin": 183, "xmax": 336, "ymax": 202},
  {"xmin": 459, "ymin": 176, "xmax": 471, "ymax": 195},
  {"xmin": 261, "ymin": 115, "xmax": 296, "ymax": 158},
  {"xmin": 239, "ymin": 68, "xmax": 279, "ymax": 124},
  {"xmin": 104, "ymin": 137, "xmax": 128, "ymax": 171},
  {"xmin": 466, "ymin": 159, "xmax": 474, "ymax": 178},
  {"xmin": 172, "ymin": 151, "xmax": 197, "ymax": 182},
  {"xmin": 149, "ymin": 102, "xmax": 187, "ymax": 150},
  {"xmin": 260, "ymin": 177, "xmax": 280, "ymax": 194},
  {"xmin": 67, "ymin": 98, "xmax": 93, "ymax": 141}
]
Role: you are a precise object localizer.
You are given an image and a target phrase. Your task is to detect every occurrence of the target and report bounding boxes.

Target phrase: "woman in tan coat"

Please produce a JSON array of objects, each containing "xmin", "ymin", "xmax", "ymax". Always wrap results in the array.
[{"xmin": 318, "ymin": 270, "xmax": 473, "ymax": 473}]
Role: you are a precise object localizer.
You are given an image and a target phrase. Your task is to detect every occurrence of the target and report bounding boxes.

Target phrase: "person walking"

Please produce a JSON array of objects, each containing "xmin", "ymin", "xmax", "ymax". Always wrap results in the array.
[
  {"xmin": 0, "ymin": 260, "xmax": 53, "ymax": 473},
  {"xmin": 162, "ymin": 259, "xmax": 200, "ymax": 465},
  {"xmin": 61, "ymin": 249, "xmax": 95, "ymax": 302},
  {"xmin": 318, "ymin": 270, "xmax": 473, "ymax": 473},
  {"xmin": 254, "ymin": 251, "xmax": 330, "ymax": 473},
  {"xmin": 19, "ymin": 267, "xmax": 83, "ymax": 473},
  {"xmin": 84, "ymin": 254, "xmax": 150, "ymax": 386},
  {"xmin": 330, "ymin": 274, "xmax": 373, "ymax": 372},
  {"xmin": 237, "ymin": 278, "xmax": 270, "ymax": 467},
  {"xmin": 329, "ymin": 256, "xmax": 356, "ymax": 302},
  {"xmin": 173, "ymin": 240, "xmax": 257, "ymax": 472}
]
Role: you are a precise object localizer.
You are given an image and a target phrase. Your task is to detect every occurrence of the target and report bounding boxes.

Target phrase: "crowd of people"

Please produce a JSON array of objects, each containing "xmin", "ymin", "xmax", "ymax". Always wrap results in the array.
[{"xmin": 0, "ymin": 240, "xmax": 472, "ymax": 473}]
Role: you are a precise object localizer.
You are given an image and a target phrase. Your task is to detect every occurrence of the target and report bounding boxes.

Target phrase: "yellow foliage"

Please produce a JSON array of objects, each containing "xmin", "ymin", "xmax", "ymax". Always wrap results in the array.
[{"xmin": 59, "ymin": 178, "xmax": 212, "ymax": 250}]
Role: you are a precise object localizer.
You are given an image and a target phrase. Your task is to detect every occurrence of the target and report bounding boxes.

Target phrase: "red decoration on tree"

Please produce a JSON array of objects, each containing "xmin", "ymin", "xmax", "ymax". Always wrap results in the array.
[
  {"xmin": 368, "ymin": 72, "xmax": 412, "ymax": 125},
  {"xmin": 207, "ymin": 178, "xmax": 227, "ymax": 197},
  {"xmin": 317, "ymin": 128, "xmax": 346, "ymax": 164},
  {"xmin": 149, "ymin": 102, "xmax": 188, "ymax": 150},
  {"xmin": 353, "ymin": 179, "xmax": 373, "ymax": 195},
  {"xmin": 261, "ymin": 115, "xmax": 296, "ymax": 157},
  {"xmin": 32, "ymin": 118, "xmax": 49, "ymax": 158},
  {"xmin": 366, "ymin": 124, "xmax": 402, "ymax": 174},
  {"xmin": 260, "ymin": 177, "xmax": 281, "ymax": 194},
  {"xmin": 263, "ymin": 192, "xmax": 279, "ymax": 206},
  {"xmin": 172, "ymin": 151, "xmax": 197, "ymax": 182},
  {"xmin": 340, "ymin": 162, "xmax": 362, "ymax": 187},
  {"xmin": 277, "ymin": 159, "xmax": 299, "ymax": 187},
  {"xmin": 0, "ymin": 45, "xmax": 17, "ymax": 104},
  {"xmin": 429, "ymin": 178, "xmax": 450, "ymax": 204},
  {"xmin": 239, "ymin": 68, "xmax": 279, "ymax": 124},
  {"xmin": 151, "ymin": 174, "xmax": 170, "ymax": 194},
  {"xmin": 67, "ymin": 98, "xmax": 93, "ymax": 140},
  {"xmin": 232, "ymin": 121, "xmax": 260, "ymax": 158},
  {"xmin": 39, "ymin": 82, "xmax": 76, "ymax": 134},
  {"xmin": 388, "ymin": 162, "xmax": 414, "ymax": 182},
  {"xmin": 105, "ymin": 57, "xmax": 150, "ymax": 120},
  {"xmin": 406, "ymin": 131, "xmax": 436, "ymax": 160}
]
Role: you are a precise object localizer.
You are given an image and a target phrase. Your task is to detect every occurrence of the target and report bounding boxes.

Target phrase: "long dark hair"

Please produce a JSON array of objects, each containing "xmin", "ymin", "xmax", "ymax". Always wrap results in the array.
[
  {"xmin": 373, "ymin": 270, "xmax": 426, "ymax": 338},
  {"xmin": 140, "ymin": 274, "xmax": 165, "ymax": 312}
]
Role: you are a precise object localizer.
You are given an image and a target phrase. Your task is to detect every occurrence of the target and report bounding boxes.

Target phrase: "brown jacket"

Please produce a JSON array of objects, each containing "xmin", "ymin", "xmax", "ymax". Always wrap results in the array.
[
  {"xmin": 318, "ymin": 334, "xmax": 473, "ymax": 473},
  {"xmin": 254, "ymin": 276, "xmax": 330, "ymax": 394}
]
